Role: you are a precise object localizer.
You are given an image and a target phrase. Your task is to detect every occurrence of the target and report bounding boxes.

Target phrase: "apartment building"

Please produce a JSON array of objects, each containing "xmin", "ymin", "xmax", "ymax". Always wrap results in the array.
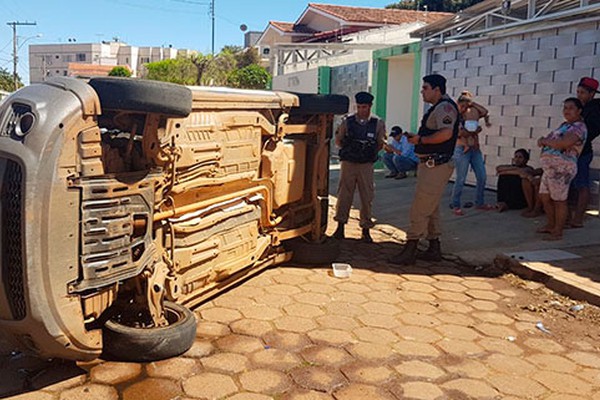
[{"xmin": 28, "ymin": 41, "xmax": 193, "ymax": 83}]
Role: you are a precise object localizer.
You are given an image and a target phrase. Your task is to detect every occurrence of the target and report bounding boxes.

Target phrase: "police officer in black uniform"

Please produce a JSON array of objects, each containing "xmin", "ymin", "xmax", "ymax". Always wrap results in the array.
[
  {"xmin": 333, "ymin": 91, "xmax": 386, "ymax": 242},
  {"xmin": 391, "ymin": 74, "xmax": 460, "ymax": 265}
]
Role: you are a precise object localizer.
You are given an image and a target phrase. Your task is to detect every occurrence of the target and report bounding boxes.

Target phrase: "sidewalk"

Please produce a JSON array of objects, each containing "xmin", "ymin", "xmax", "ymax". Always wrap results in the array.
[{"xmin": 330, "ymin": 167, "xmax": 600, "ymax": 306}]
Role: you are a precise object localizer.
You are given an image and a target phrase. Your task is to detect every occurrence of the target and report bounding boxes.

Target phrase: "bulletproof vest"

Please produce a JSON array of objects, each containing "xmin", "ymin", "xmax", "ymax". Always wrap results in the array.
[
  {"xmin": 414, "ymin": 97, "xmax": 460, "ymax": 156},
  {"xmin": 339, "ymin": 116, "xmax": 379, "ymax": 163}
]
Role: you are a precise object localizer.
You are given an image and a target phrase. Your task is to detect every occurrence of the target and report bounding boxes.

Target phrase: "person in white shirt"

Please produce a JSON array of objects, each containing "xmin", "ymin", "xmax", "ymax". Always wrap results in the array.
[{"xmin": 382, "ymin": 126, "xmax": 419, "ymax": 179}]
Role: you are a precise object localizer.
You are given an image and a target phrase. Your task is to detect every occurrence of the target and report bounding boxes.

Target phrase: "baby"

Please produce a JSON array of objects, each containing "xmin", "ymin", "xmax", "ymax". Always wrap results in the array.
[{"xmin": 457, "ymin": 91, "xmax": 491, "ymax": 153}]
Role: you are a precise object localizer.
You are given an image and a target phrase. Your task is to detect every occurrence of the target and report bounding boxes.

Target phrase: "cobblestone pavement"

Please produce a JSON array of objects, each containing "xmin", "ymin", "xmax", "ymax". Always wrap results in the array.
[{"xmin": 1, "ymin": 222, "xmax": 600, "ymax": 400}]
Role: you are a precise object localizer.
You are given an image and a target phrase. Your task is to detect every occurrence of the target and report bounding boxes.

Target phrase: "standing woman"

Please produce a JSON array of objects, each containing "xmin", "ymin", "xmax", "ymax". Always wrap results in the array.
[
  {"xmin": 536, "ymin": 97, "xmax": 587, "ymax": 240},
  {"xmin": 450, "ymin": 91, "xmax": 493, "ymax": 215}
]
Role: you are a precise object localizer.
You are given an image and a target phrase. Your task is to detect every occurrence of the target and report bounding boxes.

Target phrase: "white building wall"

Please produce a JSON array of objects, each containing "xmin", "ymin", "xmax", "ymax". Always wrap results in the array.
[
  {"xmin": 386, "ymin": 56, "xmax": 415, "ymax": 132},
  {"xmin": 29, "ymin": 43, "xmax": 98, "ymax": 83},
  {"xmin": 272, "ymin": 69, "xmax": 319, "ymax": 92},
  {"xmin": 426, "ymin": 20, "xmax": 600, "ymax": 188},
  {"xmin": 29, "ymin": 43, "xmax": 190, "ymax": 83}
]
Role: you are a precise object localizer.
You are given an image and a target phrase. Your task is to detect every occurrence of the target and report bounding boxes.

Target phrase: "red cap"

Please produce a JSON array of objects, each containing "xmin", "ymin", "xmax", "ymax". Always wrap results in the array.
[{"xmin": 578, "ymin": 77, "xmax": 599, "ymax": 93}]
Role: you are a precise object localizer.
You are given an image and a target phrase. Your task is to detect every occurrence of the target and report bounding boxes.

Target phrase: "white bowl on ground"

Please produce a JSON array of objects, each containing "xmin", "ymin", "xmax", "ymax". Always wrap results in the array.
[{"xmin": 332, "ymin": 263, "xmax": 352, "ymax": 278}]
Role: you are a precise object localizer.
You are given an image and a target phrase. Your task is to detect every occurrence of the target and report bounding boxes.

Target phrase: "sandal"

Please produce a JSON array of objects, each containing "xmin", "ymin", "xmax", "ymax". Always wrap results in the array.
[{"xmin": 453, "ymin": 208, "xmax": 464, "ymax": 216}]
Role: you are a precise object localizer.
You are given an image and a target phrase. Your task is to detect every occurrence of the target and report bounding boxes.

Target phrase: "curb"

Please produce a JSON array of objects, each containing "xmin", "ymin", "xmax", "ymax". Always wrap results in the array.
[{"xmin": 494, "ymin": 254, "xmax": 600, "ymax": 307}]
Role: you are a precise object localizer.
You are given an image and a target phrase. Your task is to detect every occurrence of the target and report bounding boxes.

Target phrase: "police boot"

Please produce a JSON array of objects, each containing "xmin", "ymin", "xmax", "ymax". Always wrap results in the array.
[
  {"xmin": 361, "ymin": 228, "xmax": 373, "ymax": 243},
  {"xmin": 418, "ymin": 239, "xmax": 442, "ymax": 262},
  {"xmin": 333, "ymin": 223, "xmax": 345, "ymax": 240},
  {"xmin": 389, "ymin": 240, "xmax": 418, "ymax": 266}
]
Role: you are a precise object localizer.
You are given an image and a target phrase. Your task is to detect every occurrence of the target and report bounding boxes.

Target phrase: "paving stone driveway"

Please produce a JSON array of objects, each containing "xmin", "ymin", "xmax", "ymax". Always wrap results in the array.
[{"xmin": 2, "ymin": 225, "xmax": 600, "ymax": 400}]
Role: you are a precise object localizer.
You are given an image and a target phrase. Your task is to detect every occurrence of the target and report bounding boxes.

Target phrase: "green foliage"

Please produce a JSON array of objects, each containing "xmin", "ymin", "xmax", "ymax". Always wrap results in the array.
[
  {"xmin": 234, "ymin": 47, "xmax": 260, "ymax": 69},
  {"xmin": 227, "ymin": 64, "xmax": 271, "ymax": 90},
  {"xmin": 144, "ymin": 57, "xmax": 197, "ymax": 85},
  {"xmin": 142, "ymin": 45, "xmax": 267, "ymax": 89},
  {"xmin": 108, "ymin": 66, "xmax": 132, "ymax": 77},
  {"xmin": 386, "ymin": 0, "xmax": 484, "ymax": 12},
  {"xmin": 0, "ymin": 67, "xmax": 22, "ymax": 91},
  {"xmin": 205, "ymin": 52, "xmax": 235, "ymax": 86}
]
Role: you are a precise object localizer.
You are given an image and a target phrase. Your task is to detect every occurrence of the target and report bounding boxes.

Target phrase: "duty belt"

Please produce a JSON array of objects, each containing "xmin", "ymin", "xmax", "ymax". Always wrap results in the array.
[{"xmin": 419, "ymin": 153, "xmax": 452, "ymax": 168}]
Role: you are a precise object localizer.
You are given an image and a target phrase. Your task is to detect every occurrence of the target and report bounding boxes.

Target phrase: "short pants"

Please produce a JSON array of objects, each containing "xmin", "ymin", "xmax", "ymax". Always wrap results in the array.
[{"xmin": 539, "ymin": 156, "xmax": 578, "ymax": 201}]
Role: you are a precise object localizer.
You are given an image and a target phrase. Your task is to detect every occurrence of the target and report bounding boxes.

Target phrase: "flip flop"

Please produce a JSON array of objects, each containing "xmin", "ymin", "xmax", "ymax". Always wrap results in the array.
[{"xmin": 453, "ymin": 208, "xmax": 464, "ymax": 216}]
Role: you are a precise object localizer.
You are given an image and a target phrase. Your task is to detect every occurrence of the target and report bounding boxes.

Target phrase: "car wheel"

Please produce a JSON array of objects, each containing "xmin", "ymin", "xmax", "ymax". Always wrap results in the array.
[
  {"xmin": 285, "ymin": 237, "xmax": 341, "ymax": 265},
  {"xmin": 89, "ymin": 77, "xmax": 192, "ymax": 117},
  {"xmin": 102, "ymin": 301, "xmax": 196, "ymax": 362},
  {"xmin": 290, "ymin": 93, "xmax": 349, "ymax": 116}
]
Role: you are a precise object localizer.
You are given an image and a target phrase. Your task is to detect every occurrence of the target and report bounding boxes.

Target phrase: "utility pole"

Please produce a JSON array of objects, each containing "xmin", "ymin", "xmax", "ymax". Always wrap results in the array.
[
  {"xmin": 7, "ymin": 21, "xmax": 37, "ymax": 91},
  {"xmin": 210, "ymin": 0, "xmax": 215, "ymax": 55}
]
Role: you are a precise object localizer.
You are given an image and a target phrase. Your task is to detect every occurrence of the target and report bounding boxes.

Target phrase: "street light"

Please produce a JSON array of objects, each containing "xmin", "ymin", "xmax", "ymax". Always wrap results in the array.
[
  {"xmin": 14, "ymin": 33, "xmax": 42, "ymax": 89},
  {"xmin": 18, "ymin": 33, "xmax": 42, "ymax": 51}
]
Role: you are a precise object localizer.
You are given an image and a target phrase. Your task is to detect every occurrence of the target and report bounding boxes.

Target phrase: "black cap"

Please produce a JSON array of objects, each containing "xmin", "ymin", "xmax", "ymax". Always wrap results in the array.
[
  {"xmin": 355, "ymin": 91, "xmax": 374, "ymax": 104},
  {"xmin": 390, "ymin": 126, "xmax": 403, "ymax": 136}
]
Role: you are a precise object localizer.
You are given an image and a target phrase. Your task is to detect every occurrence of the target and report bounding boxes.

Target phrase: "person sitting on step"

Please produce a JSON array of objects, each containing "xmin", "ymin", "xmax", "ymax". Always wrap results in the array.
[
  {"xmin": 382, "ymin": 126, "xmax": 419, "ymax": 180},
  {"xmin": 495, "ymin": 148, "xmax": 543, "ymax": 216}
]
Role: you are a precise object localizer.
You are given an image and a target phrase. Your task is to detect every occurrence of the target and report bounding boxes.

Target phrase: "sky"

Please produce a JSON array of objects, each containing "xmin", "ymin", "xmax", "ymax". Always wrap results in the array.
[{"xmin": 0, "ymin": 0, "xmax": 395, "ymax": 84}]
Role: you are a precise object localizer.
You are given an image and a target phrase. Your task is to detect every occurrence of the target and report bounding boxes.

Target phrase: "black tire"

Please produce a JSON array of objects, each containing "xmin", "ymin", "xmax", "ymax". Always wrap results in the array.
[
  {"xmin": 290, "ymin": 93, "xmax": 349, "ymax": 116},
  {"xmin": 89, "ymin": 77, "xmax": 192, "ymax": 117},
  {"xmin": 102, "ymin": 301, "xmax": 196, "ymax": 362},
  {"xmin": 285, "ymin": 237, "xmax": 340, "ymax": 265}
]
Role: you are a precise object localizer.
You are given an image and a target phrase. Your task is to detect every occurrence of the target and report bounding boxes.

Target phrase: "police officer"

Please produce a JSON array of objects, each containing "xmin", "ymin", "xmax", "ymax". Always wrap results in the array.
[
  {"xmin": 390, "ymin": 74, "xmax": 459, "ymax": 265},
  {"xmin": 332, "ymin": 91, "xmax": 386, "ymax": 243}
]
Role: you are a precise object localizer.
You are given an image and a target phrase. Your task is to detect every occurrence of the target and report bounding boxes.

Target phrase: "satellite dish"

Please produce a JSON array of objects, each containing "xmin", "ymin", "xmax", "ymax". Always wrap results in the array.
[{"xmin": 240, "ymin": 24, "xmax": 248, "ymax": 32}]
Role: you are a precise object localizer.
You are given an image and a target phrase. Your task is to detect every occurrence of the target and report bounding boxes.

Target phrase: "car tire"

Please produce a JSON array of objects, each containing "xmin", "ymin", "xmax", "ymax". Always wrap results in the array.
[
  {"xmin": 102, "ymin": 301, "xmax": 196, "ymax": 362},
  {"xmin": 285, "ymin": 237, "xmax": 341, "ymax": 265},
  {"xmin": 290, "ymin": 93, "xmax": 349, "ymax": 116},
  {"xmin": 89, "ymin": 77, "xmax": 192, "ymax": 117}
]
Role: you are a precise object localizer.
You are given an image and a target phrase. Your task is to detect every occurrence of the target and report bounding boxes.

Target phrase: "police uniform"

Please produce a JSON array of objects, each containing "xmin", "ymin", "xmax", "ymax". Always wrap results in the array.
[
  {"xmin": 334, "ymin": 111, "xmax": 386, "ymax": 231},
  {"xmin": 408, "ymin": 94, "xmax": 459, "ymax": 241}
]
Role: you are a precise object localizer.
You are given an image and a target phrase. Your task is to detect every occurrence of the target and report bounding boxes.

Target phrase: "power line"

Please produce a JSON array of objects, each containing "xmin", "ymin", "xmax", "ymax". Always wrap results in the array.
[
  {"xmin": 102, "ymin": 0, "xmax": 204, "ymax": 14},
  {"xmin": 170, "ymin": 0, "xmax": 210, "ymax": 4}
]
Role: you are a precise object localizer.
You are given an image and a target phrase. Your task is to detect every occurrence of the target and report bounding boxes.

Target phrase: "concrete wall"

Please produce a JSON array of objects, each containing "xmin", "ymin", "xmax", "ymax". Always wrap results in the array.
[
  {"xmin": 331, "ymin": 61, "xmax": 370, "ymax": 107},
  {"xmin": 272, "ymin": 69, "xmax": 319, "ymax": 93},
  {"xmin": 386, "ymin": 56, "xmax": 416, "ymax": 132},
  {"xmin": 426, "ymin": 20, "xmax": 600, "ymax": 188}
]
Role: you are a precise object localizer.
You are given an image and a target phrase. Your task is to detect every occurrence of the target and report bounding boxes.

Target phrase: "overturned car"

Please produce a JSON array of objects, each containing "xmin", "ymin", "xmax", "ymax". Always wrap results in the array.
[{"xmin": 0, "ymin": 77, "xmax": 347, "ymax": 361}]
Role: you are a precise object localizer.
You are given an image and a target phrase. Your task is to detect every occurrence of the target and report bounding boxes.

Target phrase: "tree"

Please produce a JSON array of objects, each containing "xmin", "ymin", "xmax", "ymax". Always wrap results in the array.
[
  {"xmin": 141, "ymin": 46, "xmax": 267, "ymax": 89},
  {"xmin": 108, "ymin": 66, "xmax": 132, "ymax": 77},
  {"xmin": 0, "ymin": 67, "xmax": 22, "ymax": 91},
  {"xmin": 190, "ymin": 54, "xmax": 212, "ymax": 85},
  {"xmin": 386, "ymin": 0, "xmax": 484, "ymax": 12},
  {"xmin": 227, "ymin": 64, "xmax": 271, "ymax": 90},
  {"xmin": 143, "ymin": 57, "xmax": 197, "ymax": 85},
  {"xmin": 235, "ymin": 47, "xmax": 261, "ymax": 69}
]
